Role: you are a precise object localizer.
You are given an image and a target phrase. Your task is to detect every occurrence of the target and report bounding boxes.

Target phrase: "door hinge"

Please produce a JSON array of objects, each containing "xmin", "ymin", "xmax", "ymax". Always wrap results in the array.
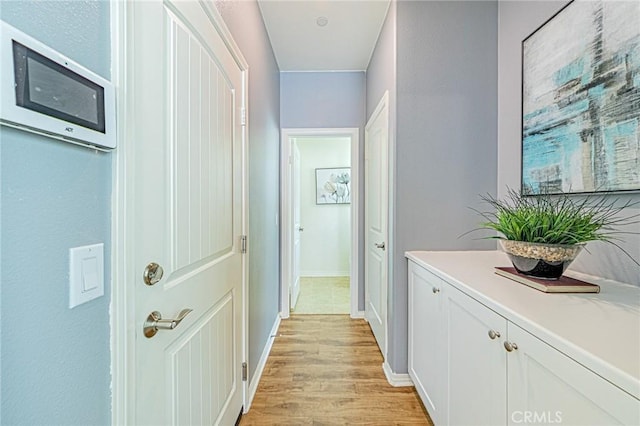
[
  {"xmin": 241, "ymin": 107, "xmax": 246, "ymax": 126},
  {"xmin": 240, "ymin": 235, "xmax": 247, "ymax": 253},
  {"xmin": 242, "ymin": 362, "xmax": 248, "ymax": 381}
]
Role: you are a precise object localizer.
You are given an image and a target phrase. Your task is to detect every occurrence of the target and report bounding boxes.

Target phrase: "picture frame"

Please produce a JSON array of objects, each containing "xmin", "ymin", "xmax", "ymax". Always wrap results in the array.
[
  {"xmin": 315, "ymin": 167, "xmax": 351, "ymax": 204},
  {"xmin": 521, "ymin": 0, "xmax": 640, "ymax": 195}
]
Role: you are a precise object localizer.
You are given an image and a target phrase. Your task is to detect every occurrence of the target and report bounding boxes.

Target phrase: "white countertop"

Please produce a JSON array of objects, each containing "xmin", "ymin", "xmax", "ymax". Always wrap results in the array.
[{"xmin": 405, "ymin": 250, "xmax": 640, "ymax": 400}]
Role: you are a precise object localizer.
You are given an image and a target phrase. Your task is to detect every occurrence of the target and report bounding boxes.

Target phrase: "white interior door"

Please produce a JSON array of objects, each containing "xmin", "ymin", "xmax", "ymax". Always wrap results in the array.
[
  {"xmin": 291, "ymin": 142, "xmax": 302, "ymax": 309},
  {"xmin": 364, "ymin": 92, "xmax": 389, "ymax": 356},
  {"xmin": 130, "ymin": 1, "xmax": 245, "ymax": 424}
]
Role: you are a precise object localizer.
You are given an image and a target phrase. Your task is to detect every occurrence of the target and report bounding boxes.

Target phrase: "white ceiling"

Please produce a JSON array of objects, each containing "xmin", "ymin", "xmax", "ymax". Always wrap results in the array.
[{"xmin": 257, "ymin": 0, "xmax": 391, "ymax": 72}]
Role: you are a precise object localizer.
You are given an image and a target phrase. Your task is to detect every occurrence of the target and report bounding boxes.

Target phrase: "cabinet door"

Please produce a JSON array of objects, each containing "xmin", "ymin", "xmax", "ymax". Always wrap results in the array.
[
  {"xmin": 507, "ymin": 323, "xmax": 640, "ymax": 426},
  {"xmin": 408, "ymin": 263, "xmax": 447, "ymax": 425},
  {"xmin": 446, "ymin": 285, "xmax": 507, "ymax": 426}
]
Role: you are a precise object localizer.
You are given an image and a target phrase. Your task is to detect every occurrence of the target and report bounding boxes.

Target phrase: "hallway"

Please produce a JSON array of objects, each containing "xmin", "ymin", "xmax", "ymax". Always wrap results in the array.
[{"xmin": 239, "ymin": 316, "xmax": 432, "ymax": 425}]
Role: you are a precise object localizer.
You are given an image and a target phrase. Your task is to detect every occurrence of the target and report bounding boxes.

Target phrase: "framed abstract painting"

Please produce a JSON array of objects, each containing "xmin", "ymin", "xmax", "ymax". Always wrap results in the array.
[{"xmin": 522, "ymin": 0, "xmax": 640, "ymax": 195}]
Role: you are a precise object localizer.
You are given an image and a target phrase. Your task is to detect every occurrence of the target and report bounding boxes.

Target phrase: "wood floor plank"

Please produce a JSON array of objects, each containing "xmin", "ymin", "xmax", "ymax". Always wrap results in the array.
[{"xmin": 239, "ymin": 315, "xmax": 432, "ymax": 425}]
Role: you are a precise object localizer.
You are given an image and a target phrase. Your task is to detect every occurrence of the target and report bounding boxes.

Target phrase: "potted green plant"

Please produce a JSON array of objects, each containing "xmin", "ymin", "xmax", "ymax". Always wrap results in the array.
[{"xmin": 475, "ymin": 188, "xmax": 639, "ymax": 279}]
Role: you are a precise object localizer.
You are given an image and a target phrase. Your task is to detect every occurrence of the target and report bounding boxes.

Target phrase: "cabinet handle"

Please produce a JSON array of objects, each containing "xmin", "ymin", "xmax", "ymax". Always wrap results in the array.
[
  {"xmin": 488, "ymin": 330, "xmax": 501, "ymax": 340},
  {"xmin": 432, "ymin": 287, "xmax": 440, "ymax": 294},
  {"xmin": 504, "ymin": 341, "xmax": 518, "ymax": 352}
]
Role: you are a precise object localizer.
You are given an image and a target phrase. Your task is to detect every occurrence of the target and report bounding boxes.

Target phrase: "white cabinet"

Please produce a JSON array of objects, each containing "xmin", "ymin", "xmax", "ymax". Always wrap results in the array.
[
  {"xmin": 446, "ymin": 284, "xmax": 507, "ymax": 426},
  {"xmin": 407, "ymin": 252, "xmax": 640, "ymax": 426},
  {"xmin": 507, "ymin": 323, "xmax": 639, "ymax": 426},
  {"xmin": 408, "ymin": 264, "xmax": 447, "ymax": 425},
  {"xmin": 408, "ymin": 263, "xmax": 508, "ymax": 426}
]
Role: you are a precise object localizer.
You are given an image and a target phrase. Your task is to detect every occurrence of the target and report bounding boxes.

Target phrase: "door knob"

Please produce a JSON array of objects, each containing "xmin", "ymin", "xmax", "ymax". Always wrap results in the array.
[
  {"xmin": 144, "ymin": 308, "xmax": 193, "ymax": 338},
  {"xmin": 432, "ymin": 287, "xmax": 440, "ymax": 294},
  {"xmin": 374, "ymin": 242, "xmax": 385, "ymax": 250},
  {"xmin": 488, "ymin": 330, "xmax": 501, "ymax": 340},
  {"xmin": 298, "ymin": 226, "xmax": 304, "ymax": 232}
]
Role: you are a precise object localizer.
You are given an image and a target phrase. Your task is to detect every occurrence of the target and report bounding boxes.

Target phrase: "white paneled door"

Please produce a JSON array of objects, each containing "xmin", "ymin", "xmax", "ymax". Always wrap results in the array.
[
  {"xmin": 291, "ymin": 142, "xmax": 302, "ymax": 309},
  {"xmin": 129, "ymin": 1, "xmax": 246, "ymax": 424},
  {"xmin": 365, "ymin": 92, "xmax": 389, "ymax": 357}
]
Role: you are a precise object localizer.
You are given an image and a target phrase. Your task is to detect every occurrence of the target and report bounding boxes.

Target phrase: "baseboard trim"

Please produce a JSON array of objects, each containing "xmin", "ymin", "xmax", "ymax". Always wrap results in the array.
[
  {"xmin": 382, "ymin": 361, "xmax": 414, "ymax": 387},
  {"xmin": 244, "ymin": 314, "xmax": 281, "ymax": 412},
  {"xmin": 351, "ymin": 310, "xmax": 365, "ymax": 319}
]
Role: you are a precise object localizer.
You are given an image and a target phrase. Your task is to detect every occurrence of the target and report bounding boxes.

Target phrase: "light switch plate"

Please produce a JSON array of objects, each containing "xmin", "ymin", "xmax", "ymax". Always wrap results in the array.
[{"xmin": 69, "ymin": 243, "xmax": 104, "ymax": 308}]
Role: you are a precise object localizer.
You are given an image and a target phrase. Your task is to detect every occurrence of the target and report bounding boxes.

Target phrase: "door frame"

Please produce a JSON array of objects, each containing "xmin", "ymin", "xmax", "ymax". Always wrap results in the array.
[
  {"xmin": 110, "ymin": 2, "xmax": 250, "ymax": 423},
  {"xmin": 280, "ymin": 128, "xmax": 360, "ymax": 319}
]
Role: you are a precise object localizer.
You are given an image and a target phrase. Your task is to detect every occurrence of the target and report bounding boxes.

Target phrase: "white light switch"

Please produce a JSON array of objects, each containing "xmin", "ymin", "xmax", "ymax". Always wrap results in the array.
[
  {"xmin": 69, "ymin": 243, "xmax": 104, "ymax": 309},
  {"xmin": 82, "ymin": 257, "xmax": 99, "ymax": 292}
]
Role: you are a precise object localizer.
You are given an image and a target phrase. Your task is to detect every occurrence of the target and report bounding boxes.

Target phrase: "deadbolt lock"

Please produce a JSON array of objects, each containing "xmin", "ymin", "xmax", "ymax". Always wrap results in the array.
[{"xmin": 143, "ymin": 262, "xmax": 164, "ymax": 286}]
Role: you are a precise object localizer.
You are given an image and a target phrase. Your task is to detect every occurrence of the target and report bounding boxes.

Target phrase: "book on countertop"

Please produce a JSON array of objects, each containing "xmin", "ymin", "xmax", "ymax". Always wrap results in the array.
[{"xmin": 495, "ymin": 267, "xmax": 600, "ymax": 293}]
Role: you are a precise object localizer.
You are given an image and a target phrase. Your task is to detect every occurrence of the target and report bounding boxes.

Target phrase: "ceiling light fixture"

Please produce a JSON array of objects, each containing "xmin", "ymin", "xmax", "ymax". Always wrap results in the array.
[{"xmin": 316, "ymin": 16, "xmax": 329, "ymax": 27}]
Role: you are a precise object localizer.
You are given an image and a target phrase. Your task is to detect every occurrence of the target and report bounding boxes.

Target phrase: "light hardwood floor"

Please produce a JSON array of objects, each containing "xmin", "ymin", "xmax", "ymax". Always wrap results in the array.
[{"xmin": 239, "ymin": 315, "xmax": 432, "ymax": 425}]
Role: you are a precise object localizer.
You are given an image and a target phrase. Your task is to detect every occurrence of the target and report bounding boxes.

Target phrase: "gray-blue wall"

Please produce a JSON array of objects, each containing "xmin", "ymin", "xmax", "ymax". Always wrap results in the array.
[
  {"xmin": 365, "ymin": 0, "xmax": 397, "ymax": 367},
  {"xmin": 215, "ymin": 0, "xmax": 282, "ymax": 380},
  {"xmin": 367, "ymin": 0, "xmax": 498, "ymax": 374},
  {"xmin": 281, "ymin": 72, "xmax": 366, "ymax": 130},
  {"xmin": 497, "ymin": 1, "xmax": 640, "ymax": 285},
  {"xmin": 0, "ymin": 1, "xmax": 112, "ymax": 424},
  {"xmin": 280, "ymin": 71, "xmax": 367, "ymax": 309},
  {"xmin": 366, "ymin": 1, "xmax": 396, "ymax": 119}
]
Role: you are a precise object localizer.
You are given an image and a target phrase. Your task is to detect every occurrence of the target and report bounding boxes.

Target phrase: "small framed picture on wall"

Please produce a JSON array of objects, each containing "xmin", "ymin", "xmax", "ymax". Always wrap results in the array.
[{"xmin": 315, "ymin": 168, "xmax": 351, "ymax": 204}]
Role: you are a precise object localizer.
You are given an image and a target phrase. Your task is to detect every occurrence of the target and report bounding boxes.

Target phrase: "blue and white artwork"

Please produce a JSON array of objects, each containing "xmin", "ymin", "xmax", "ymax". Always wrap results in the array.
[{"xmin": 522, "ymin": 0, "xmax": 640, "ymax": 195}]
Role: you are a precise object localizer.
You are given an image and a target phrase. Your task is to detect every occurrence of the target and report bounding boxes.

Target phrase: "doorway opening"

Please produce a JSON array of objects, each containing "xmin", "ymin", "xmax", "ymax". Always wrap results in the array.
[{"xmin": 280, "ymin": 128, "xmax": 359, "ymax": 318}]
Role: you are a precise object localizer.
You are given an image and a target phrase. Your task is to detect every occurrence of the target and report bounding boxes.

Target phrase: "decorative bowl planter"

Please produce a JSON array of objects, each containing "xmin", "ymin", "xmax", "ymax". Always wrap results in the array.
[
  {"xmin": 500, "ymin": 240, "xmax": 585, "ymax": 280},
  {"xmin": 473, "ymin": 188, "xmax": 639, "ymax": 280}
]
